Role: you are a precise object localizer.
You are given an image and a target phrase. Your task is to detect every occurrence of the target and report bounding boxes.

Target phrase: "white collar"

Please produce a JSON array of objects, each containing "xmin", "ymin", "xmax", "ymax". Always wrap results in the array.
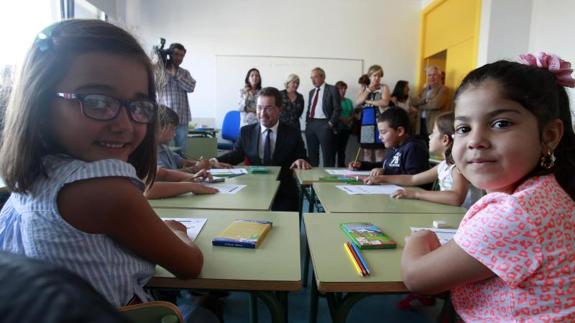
[{"xmin": 260, "ymin": 121, "xmax": 279, "ymax": 134}]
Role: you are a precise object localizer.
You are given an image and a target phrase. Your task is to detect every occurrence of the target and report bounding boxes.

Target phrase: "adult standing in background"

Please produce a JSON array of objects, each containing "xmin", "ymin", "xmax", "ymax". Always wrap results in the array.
[
  {"xmin": 305, "ymin": 67, "xmax": 341, "ymax": 167},
  {"xmin": 390, "ymin": 80, "xmax": 418, "ymax": 133},
  {"xmin": 413, "ymin": 65, "xmax": 448, "ymax": 136},
  {"xmin": 355, "ymin": 65, "xmax": 391, "ymax": 163},
  {"xmin": 335, "ymin": 81, "xmax": 354, "ymax": 167},
  {"xmin": 239, "ymin": 68, "xmax": 262, "ymax": 127},
  {"xmin": 157, "ymin": 43, "xmax": 196, "ymax": 154},
  {"xmin": 279, "ymin": 74, "xmax": 304, "ymax": 131}
]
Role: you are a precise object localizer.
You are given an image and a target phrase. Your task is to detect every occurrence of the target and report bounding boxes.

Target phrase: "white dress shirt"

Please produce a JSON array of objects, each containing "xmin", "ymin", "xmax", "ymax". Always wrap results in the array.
[
  {"xmin": 311, "ymin": 83, "xmax": 327, "ymax": 119},
  {"xmin": 258, "ymin": 122, "xmax": 279, "ymax": 161}
]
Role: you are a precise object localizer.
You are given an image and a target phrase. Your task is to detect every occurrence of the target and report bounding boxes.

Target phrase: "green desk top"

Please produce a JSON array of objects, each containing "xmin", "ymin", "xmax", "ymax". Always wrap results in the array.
[
  {"xmin": 149, "ymin": 180, "xmax": 279, "ymax": 210},
  {"xmin": 304, "ymin": 212, "xmax": 463, "ymax": 293},
  {"xmin": 312, "ymin": 183, "xmax": 466, "ymax": 214},
  {"xmin": 294, "ymin": 168, "xmax": 367, "ymax": 186},
  {"xmin": 149, "ymin": 209, "xmax": 301, "ymax": 291}
]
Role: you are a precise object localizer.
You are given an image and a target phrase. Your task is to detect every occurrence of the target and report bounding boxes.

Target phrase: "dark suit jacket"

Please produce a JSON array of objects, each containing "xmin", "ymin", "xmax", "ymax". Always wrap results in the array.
[
  {"xmin": 305, "ymin": 83, "xmax": 342, "ymax": 126},
  {"xmin": 218, "ymin": 122, "xmax": 308, "ymax": 176}
]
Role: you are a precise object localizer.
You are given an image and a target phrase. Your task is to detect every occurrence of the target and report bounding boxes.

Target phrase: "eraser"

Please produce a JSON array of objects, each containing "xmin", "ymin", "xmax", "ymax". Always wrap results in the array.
[{"xmin": 432, "ymin": 220, "xmax": 451, "ymax": 229}]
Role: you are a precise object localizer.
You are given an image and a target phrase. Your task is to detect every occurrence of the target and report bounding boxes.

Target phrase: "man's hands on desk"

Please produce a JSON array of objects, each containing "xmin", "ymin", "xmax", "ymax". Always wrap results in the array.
[{"xmin": 290, "ymin": 159, "xmax": 312, "ymax": 170}]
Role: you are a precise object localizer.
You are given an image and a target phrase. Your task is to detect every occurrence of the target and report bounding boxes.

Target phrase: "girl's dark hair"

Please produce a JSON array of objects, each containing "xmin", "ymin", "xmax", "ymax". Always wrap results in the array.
[
  {"xmin": 0, "ymin": 19, "xmax": 158, "ymax": 193},
  {"xmin": 434, "ymin": 112, "xmax": 455, "ymax": 165},
  {"xmin": 455, "ymin": 60, "xmax": 575, "ymax": 199},
  {"xmin": 244, "ymin": 68, "xmax": 262, "ymax": 91},
  {"xmin": 358, "ymin": 74, "xmax": 370, "ymax": 87},
  {"xmin": 391, "ymin": 80, "xmax": 409, "ymax": 103}
]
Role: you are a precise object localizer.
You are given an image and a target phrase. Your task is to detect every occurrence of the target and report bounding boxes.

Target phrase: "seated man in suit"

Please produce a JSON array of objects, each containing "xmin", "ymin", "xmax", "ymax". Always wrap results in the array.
[{"xmin": 213, "ymin": 86, "xmax": 312, "ymax": 211}]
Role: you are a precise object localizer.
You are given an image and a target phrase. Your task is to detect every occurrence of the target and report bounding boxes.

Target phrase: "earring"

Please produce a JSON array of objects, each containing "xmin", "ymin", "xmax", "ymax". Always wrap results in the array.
[{"xmin": 540, "ymin": 149, "xmax": 556, "ymax": 169}]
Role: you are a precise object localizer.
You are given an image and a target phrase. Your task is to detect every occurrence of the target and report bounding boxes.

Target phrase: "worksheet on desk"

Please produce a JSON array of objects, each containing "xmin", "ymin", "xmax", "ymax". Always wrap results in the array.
[
  {"xmin": 208, "ymin": 168, "xmax": 248, "ymax": 176},
  {"xmin": 162, "ymin": 218, "xmax": 207, "ymax": 241},
  {"xmin": 410, "ymin": 227, "xmax": 457, "ymax": 245},
  {"xmin": 336, "ymin": 184, "xmax": 403, "ymax": 195},
  {"xmin": 325, "ymin": 169, "xmax": 371, "ymax": 176},
  {"xmin": 205, "ymin": 184, "xmax": 246, "ymax": 194}
]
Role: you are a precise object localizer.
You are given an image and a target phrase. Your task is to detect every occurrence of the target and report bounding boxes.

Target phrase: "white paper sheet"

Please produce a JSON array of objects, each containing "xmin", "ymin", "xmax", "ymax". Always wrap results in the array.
[
  {"xmin": 410, "ymin": 227, "xmax": 457, "ymax": 245},
  {"xmin": 208, "ymin": 168, "xmax": 248, "ymax": 175},
  {"xmin": 162, "ymin": 218, "xmax": 207, "ymax": 241},
  {"xmin": 205, "ymin": 183, "xmax": 246, "ymax": 194},
  {"xmin": 336, "ymin": 184, "xmax": 403, "ymax": 195},
  {"xmin": 325, "ymin": 169, "xmax": 371, "ymax": 176}
]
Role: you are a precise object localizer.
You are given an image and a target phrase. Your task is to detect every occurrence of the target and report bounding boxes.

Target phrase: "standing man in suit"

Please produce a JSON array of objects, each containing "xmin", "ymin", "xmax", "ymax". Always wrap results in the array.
[
  {"xmin": 214, "ymin": 87, "xmax": 311, "ymax": 210},
  {"xmin": 305, "ymin": 67, "xmax": 342, "ymax": 167}
]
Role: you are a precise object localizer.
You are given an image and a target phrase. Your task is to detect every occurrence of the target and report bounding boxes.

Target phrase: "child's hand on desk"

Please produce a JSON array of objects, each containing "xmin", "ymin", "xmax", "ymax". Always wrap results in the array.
[
  {"xmin": 191, "ymin": 169, "xmax": 213, "ymax": 182},
  {"xmin": 369, "ymin": 168, "xmax": 384, "ymax": 177},
  {"xmin": 192, "ymin": 184, "xmax": 219, "ymax": 194},
  {"xmin": 164, "ymin": 220, "xmax": 187, "ymax": 234},
  {"xmin": 213, "ymin": 161, "xmax": 232, "ymax": 169},
  {"xmin": 391, "ymin": 188, "xmax": 415, "ymax": 199},
  {"xmin": 363, "ymin": 175, "xmax": 384, "ymax": 185},
  {"xmin": 348, "ymin": 161, "xmax": 361, "ymax": 170},
  {"xmin": 195, "ymin": 159, "xmax": 211, "ymax": 170},
  {"xmin": 404, "ymin": 230, "xmax": 441, "ymax": 255}
]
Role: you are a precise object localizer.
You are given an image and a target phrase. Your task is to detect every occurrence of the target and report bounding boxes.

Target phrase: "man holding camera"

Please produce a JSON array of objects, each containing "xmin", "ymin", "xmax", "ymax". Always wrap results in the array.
[{"xmin": 157, "ymin": 43, "xmax": 196, "ymax": 154}]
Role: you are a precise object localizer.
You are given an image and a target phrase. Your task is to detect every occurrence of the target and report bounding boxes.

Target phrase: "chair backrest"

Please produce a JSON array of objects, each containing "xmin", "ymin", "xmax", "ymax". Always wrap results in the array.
[
  {"xmin": 221, "ymin": 110, "xmax": 241, "ymax": 142},
  {"xmin": 119, "ymin": 301, "xmax": 183, "ymax": 323}
]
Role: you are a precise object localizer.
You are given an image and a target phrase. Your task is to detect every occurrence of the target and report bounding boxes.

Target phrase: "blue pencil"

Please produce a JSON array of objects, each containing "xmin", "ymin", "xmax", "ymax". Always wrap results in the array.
[{"xmin": 349, "ymin": 241, "xmax": 370, "ymax": 275}]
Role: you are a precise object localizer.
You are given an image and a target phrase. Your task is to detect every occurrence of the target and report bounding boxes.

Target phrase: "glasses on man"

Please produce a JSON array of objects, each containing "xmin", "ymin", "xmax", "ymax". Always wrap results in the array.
[{"xmin": 55, "ymin": 93, "xmax": 156, "ymax": 124}]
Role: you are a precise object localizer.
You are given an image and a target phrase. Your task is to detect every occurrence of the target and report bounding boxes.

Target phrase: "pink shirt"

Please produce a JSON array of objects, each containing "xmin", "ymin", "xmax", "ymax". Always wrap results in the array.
[{"xmin": 453, "ymin": 175, "xmax": 575, "ymax": 322}]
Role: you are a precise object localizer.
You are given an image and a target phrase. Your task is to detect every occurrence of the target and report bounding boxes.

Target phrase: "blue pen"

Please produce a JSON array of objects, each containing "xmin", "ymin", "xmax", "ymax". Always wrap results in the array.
[{"xmin": 350, "ymin": 242, "xmax": 370, "ymax": 274}]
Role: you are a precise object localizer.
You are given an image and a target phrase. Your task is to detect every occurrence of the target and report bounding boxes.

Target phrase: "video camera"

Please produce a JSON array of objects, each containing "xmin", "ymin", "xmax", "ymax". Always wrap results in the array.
[{"xmin": 153, "ymin": 38, "xmax": 171, "ymax": 66}]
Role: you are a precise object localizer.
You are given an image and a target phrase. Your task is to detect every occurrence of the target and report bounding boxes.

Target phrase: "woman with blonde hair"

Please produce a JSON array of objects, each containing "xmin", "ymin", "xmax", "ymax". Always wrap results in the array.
[
  {"xmin": 355, "ymin": 65, "xmax": 391, "ymax": 162},
  {"xmin": 279, "ymin": 73, "xmax": 304, "ymax": 130}
]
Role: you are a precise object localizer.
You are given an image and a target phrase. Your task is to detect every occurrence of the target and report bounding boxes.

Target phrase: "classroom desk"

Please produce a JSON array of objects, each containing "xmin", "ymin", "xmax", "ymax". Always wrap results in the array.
[
  {"xmin": 312, "ymin": 182, "xmax": 466, "ymax": 214},
  {"xmin": 148, "ymin": 177, "xmax": 279, "ymax": 210},
  {"xmin": 304, "ymin": 212, "xmax": 464, "ymax": 323},
  {"xmin": 149, "ymin": 209, "xmax": 301, "ymax": 323}
]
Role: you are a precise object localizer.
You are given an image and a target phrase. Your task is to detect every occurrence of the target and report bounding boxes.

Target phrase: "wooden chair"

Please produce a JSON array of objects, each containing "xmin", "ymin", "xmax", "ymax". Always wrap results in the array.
[{"xmin": 119, "ymin": 301, "xmax": 184, "ymax": 323}]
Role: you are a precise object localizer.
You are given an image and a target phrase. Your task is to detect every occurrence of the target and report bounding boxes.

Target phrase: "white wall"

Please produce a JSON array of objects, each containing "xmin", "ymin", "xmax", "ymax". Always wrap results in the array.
[
  {"xmin": 124, "ymin": 0, "xmax": 422, "ymax": 127},
  {"xmin": 477, "ymin": 0, "xmax": 532, "ymax": 65},
  {"xmin": 529, "ymin": 0, "xmax": 575, "ymax": 121}
]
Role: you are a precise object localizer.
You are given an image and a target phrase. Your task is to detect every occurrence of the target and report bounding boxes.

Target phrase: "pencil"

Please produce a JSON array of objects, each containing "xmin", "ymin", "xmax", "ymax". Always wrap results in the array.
[
  {"xmin": 349, "ymin": 241, "xmax": 371, "ymax": 275},
  {"xmin": 345, "ymin": 241, "xmax": 368, "ymax": 276},
  {"xmin": 353, "ymin": 147, "xmax": 361, "ymax": 163},
  {"xmin": 344, "ymin": 243, "xmax": 364, "ymax": 276}
]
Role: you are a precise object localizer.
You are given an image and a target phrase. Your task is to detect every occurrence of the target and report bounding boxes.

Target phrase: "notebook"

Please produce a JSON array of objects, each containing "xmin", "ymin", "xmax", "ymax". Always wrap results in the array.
[
  {"xmin": 212, "ymin": 219, "xmax": 272, "ymax": 248},
  {"xmin": 340, "ymin": 222, "xmax": 397, "ymax": 249}
]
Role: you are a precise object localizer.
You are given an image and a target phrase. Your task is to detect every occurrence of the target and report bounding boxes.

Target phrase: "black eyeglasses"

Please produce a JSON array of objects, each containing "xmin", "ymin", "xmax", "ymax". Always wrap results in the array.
[{"xmin": 55, "ymin": 93, "xmax": 156, "ymax": 124}]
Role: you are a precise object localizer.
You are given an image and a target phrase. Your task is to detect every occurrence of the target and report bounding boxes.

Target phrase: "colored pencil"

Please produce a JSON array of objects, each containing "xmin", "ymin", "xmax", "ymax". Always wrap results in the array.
[
  {"xmin": 349, "ymin": 241, "xmax": 371, "ymax": 275},
  {"xmin": 344, "ymin": 243, "xmax": 364, "ymax": 276},
  {"xmin": 345, "ymin": 242, "xmax": 368, "ymax": 276},
  {"xmin": 353, "ymin": 147, "xmax": 361, "ymax": 163}
]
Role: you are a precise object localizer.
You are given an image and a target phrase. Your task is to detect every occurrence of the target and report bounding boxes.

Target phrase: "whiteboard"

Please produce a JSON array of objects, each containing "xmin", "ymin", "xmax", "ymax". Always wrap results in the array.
[{"xmin": 215, "ymin": 55, "xmax": 364, "ymax": 129}]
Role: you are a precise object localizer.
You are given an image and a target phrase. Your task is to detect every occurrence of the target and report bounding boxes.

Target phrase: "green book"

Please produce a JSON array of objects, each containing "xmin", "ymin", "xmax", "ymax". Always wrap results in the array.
[
  {"xmin": 248, "ymin": 166, "xmax": 270, "ymax": 174},
  {"xmin": 319, "ymin": 176, "xmax": 362, "ymax": 184},
  {"xmin": 340, "ymin": 222, "xmax": 397, "ymax": 249}
]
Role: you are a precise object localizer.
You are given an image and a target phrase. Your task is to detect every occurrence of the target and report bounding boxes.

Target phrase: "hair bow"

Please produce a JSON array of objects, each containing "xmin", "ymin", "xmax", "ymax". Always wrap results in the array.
[{"xmin": 519, "ymin": 52, "xmax": 575, "ymax": 88}]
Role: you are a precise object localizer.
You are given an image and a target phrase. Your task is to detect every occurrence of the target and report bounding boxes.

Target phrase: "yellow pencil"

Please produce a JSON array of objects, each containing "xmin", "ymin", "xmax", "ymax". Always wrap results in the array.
[
  {"xmin": 353, "ymin": 147, "xmax": 361, "ymax": 163},
  {"xmin": 344, "ymin": 243, "xmax": 364, "ymax": 277}
]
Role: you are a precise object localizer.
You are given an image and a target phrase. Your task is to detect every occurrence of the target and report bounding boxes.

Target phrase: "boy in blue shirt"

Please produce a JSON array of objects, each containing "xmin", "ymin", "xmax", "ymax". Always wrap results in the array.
[{"xmin": 350, "ymin": 107, "xmax": 429, "ymax": 177}]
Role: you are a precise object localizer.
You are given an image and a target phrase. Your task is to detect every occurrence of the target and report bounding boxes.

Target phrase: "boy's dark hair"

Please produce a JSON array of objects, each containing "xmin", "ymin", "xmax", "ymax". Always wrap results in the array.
[
  {"xmin": 378, "ymin": 107, "xmax": 412, "ymax": 135},
  {"xmin": 435, "ymin": 112, "xmax": 455, "ymax": 164},
  {"xmin": 455, "ymin": 60, "xmax": 575, "ymax": 199},
  {"xmin": 335, "ymin": 81, "xmax": 347, "ymax": 89},
  {"xmin": 358, "ymin": 74, "xmax": 370, "ymax": 87},
  {"xmin": 158, "ymin": 105, "xmax": 179, "ymax": 127},
  {"xmin": 258, "ymin": 87, "xmax": 283, "ymax": 108}
]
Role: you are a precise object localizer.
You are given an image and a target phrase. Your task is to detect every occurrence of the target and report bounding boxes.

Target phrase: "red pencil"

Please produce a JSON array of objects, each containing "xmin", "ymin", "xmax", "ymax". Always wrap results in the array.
[{"xmin": 345, "ymin": 241, "xmax": 368, "ymax": 276}]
